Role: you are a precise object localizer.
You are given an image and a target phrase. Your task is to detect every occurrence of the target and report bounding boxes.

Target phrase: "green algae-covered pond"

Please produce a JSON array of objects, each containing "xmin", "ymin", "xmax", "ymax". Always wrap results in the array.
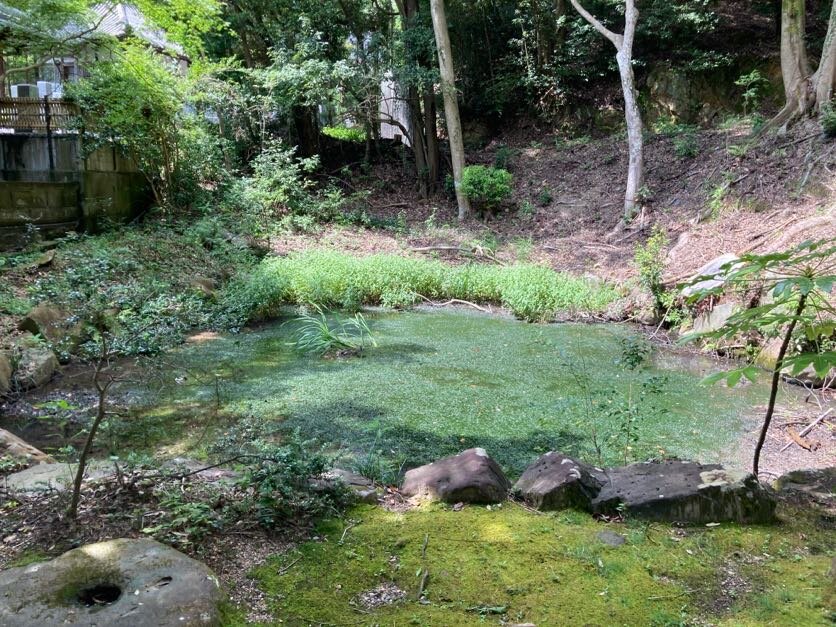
[{"xmin": 136, "ymin": 308, "xmax": 769, "ymax": 474}]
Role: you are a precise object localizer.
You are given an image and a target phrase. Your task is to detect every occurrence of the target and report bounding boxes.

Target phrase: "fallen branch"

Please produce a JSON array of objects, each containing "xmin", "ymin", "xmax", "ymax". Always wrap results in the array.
[
  {"xmin": 778, "ymin": 408, "xmax": 832, "ymax": 452},
  {"xmin": 417, "ymin": 294, "xmax": 491, "ymax": 313}
]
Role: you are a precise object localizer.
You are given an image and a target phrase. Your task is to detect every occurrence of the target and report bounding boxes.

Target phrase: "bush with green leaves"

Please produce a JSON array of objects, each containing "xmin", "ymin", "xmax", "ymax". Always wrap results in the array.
[
  {"xmin": 633, "ymin": 227, "xmax": 669, "ymax": 311},
  {"xmin": 821, "ymin": 106, "xmax": 836, "ymax": 138},
  {"xmin": 223, "ymin": 250, "xmax": 618, "ymax": 323},
  {"xmin": 460, "ymin": 166, "xmax": 514, "ymax": 212}
]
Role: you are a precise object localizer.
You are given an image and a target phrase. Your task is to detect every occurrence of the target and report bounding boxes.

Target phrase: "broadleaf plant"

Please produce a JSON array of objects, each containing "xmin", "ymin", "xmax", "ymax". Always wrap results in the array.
[{"xmin": 681, "ymin": 238, "xmax": 836, "ymax": 477}]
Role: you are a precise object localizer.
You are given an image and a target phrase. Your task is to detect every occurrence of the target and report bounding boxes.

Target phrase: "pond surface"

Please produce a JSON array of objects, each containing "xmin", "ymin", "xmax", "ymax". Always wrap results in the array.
[{"xmin": 132, "ymin": 308, "xmax": 771, "ymax": 475}]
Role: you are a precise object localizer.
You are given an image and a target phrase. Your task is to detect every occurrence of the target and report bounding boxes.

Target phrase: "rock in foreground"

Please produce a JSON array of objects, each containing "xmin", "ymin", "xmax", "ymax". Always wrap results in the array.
[
  {"xmin": 401, "ymin": 448, "xmax": 510, "ymax": 504},
  {"xmin": 0, "ymin": 538, "xmax": 223, "ymax": 626},
  {"xmin": 512, "ymin": 451, "xmax": 603, "ymax": 511},
  {"xmin": 591, "ymin": 460, "xmax": 776, "ymax": 524}
]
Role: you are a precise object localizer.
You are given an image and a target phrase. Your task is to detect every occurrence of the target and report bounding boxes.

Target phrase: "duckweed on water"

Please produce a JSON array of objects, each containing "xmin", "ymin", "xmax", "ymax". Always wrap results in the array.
[
  {"xmin": 223, "ymin": 250, "xmax": 620, "ymax": 323},
  {"xmin": 137, "ymin": 310, "xmax": 771, "ymax": 473},
  {"xmin": 237, "ymin": 502, "xmax": 833, "ymax": 626}
]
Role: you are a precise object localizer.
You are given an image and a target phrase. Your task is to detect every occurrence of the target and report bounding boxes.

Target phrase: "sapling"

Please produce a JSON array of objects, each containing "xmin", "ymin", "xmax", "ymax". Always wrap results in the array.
[{"xmin": 682, "ymin": 239, "xmax": 836, "ymax": 477}]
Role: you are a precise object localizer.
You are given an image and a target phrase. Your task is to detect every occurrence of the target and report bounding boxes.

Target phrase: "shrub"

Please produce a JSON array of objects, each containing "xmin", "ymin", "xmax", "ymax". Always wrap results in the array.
[
  {"xmin": 634, "ymin": 227, "xmax": 669, "ymax": 310},
  {"xmin": 460, "ymin": 166, "xmax": 513, "ymax": 211}
]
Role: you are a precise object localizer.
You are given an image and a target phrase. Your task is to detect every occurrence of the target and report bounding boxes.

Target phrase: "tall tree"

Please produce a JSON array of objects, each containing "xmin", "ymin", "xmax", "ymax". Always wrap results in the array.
[
  {"xmin": 767, "ymin": 0, "xmax": 836, "ymax": 130},
  {"xmin": 568, "ymin": 0, "xmax": 643, "ymax": 222},
  {"xmin": 429, "ymin": 0, "xmax": 470, "ymax": 219}
]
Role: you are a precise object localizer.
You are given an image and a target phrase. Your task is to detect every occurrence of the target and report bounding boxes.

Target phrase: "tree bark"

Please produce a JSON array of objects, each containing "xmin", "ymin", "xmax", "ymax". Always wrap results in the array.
[
  {"xmin": 813, "ymin": 0, "xmax": 836, "ymax": 109},
  {"xmin": 424, "ymin": 89, "xmax": 440, "ymax": 187},
  {"xmin": 569, "ymin": 0, "xmax": 644, "ymax": 221},
  {"xmin": 429, "ymin": 0, "xmax": 471, "ymax": 219}
]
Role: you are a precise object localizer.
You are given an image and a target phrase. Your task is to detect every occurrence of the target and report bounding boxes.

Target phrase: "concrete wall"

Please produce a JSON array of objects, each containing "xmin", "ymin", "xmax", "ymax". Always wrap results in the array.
[{"xmin": 0, "ymin": 134, "xmax": 151, "ymax": 249}]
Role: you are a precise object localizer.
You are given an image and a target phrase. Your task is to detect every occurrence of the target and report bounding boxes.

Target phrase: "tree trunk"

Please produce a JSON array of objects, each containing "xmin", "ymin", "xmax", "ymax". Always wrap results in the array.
[
  {"xmin": 569, "ymin": 0, "xmax": 644, "ymax": 222},
  {"xmin": 618, "ymin": 1, "xmax": 643, "ymax": 221},
  {"xmin": 429, "ymin": 0, "xmax": 471, "ymax": 219},
  {"xmin": 409, "ymin": 87, "xmax": 430, "ymax": 198},
  {"xmin": 292, "ymin": 105, "xmax": 319, "ymax": 157},
  {"xmin": 765, "ymin": 0, "xmax": 813, "ymax": 129},
  {"xmin": 813, "ymin": 0, "xmax": 836, "ymax": 109},
  {"xmin": 424, "ymin": 89, "xmax": 440, "ymax": 188}
]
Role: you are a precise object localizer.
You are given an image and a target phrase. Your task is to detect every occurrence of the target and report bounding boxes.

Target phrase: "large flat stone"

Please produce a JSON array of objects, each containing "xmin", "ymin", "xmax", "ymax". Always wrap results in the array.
[
  {"xmin": 681, "ymin": 253, "xmax": 740, "ymax": 298},
  {"xmin": 401, "ymin": 448, "xmax": 511, "ymax": 504},
  {"xmin": 590, "ymin": 460, "xmax": 776, "ymax": 524},
  {"xmin": 0, "ymin": 538, "xmax": 223, "ymax": 626},
  {"xmin": 512, "ymin": 451, "xmax": 604, "ymax": 511},
  {"xmin": 4, "ymin": 461, "xmax": 113, "ymax": 493}
]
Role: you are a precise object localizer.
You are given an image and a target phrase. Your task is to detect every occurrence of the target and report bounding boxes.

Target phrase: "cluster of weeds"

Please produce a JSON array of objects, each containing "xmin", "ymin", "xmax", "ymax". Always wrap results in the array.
[{"xmin": 223, "ymin": 250, "xmax": 619, "ymax": 324}]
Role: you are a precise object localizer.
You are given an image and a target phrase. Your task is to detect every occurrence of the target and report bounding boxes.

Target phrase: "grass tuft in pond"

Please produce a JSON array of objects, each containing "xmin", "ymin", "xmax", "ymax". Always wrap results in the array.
[{"xmin": 223, "ymin": 250, "xmax": 619, "ymax": 323}]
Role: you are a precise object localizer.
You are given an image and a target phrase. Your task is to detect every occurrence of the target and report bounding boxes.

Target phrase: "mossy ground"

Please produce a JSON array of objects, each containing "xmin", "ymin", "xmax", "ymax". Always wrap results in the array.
[{"xmin": 231, "ymin": 501, "xmax": 833, "ymax": 626}]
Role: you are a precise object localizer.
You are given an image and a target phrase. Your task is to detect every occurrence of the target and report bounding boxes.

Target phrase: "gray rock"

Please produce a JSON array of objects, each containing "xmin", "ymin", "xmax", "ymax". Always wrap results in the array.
[
  {"xmin": 400, "ymin": 448, "xmax": 510, "ymax": 504},
  {"xmin": 773, "ymin": 468, "xmax": 836, "ymax": 503},
  {"xmin": 324, "ymin": 468, "xmax": 379, "ymax": 504},
  {"xmin": 596, "ymin": 530, "xmax": 626, "ymax": 547},
  {"xmin": 0, "ymin": 428, "xmax": 54, "ymax": 465},
  {"xmin": 18, "ymin": 304, "xmax": 82, "ymax": 353},
  {"xmin": 4, "ymin": 461, "xmax": 113, "ymax": 494},
  {"xmin": 681, "ymin": 254, "xmax": 740, "ymax": 298},
  {"xmin": 512, "ymin": 452, "xmax": 603, "ymax": 511},
  {"xmin": 590, "ymin": 460, "xmax": 776, "ymax": 524},
  {"xmin": 0, "ymin": 538, "xmax": 223, "ymax": 626},
  {"xmin": 692, "ymin": 302, "xmax": 737, "ymax": 334},
  {"xmin": 14, "ymin": 348, "xmax": 59, "ymax": 389},
  {"xmin": 0, "ymin": 351, "xmax": 11, "ymax": 396}
]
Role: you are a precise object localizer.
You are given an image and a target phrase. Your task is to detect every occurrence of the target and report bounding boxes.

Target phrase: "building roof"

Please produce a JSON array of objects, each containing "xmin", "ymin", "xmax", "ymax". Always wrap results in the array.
[
  {"xmin": 0, "ymin": 2, "xmax": 185, "ymax": 59},
  {"xmin": 92, "ymin": 3, "xmax": 185, "ymax": 58}
]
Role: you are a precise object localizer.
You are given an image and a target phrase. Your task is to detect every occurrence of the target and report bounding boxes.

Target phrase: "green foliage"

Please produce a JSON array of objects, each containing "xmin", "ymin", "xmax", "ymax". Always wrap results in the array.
[
  {"xmin": 67, "ymin": 43, "xmax": 200, "ymax": 209},
  {"xmin": 494, "ymin": 145, "xmax": 516, "ymax": 169},
  {"xmin": 734, "ymin": 69, "xmax": 769, "ymax": 115},
  {"xmin": 322, "ymin": 125, "xmax": 367, "ymax": 143},
  {"xmin": 682, "ymin": 239, "xmax": 836, "ymax": 472},
  {"xmin": 460, "ymin": 166, "xmax": 514, "ymax": 211},
  {"xmin": 224, "ymin": 251, "xmax": 618, "ymax": 323},
  {"xmin": 820, "ymin": 106, "xmax": 836, "ymax": 138},
  {"xmin": 634, "ymin": 227, "xmax": 669, "ymax": 309},
  {"xmin": 537, "ymin": 187, "xmax": 554, "ymax": 206},
  {"xmin": 289, "ymin": 307, "xmax": 376, "ymax": 355}
]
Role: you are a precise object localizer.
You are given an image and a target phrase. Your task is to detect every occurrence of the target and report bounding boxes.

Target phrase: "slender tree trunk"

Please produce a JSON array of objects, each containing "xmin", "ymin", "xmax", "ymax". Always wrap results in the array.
[
  {"xmin": 409, "ymin": 87, "xmax": 429, "ymax": 198},
  {"xmin": 424, "ymin": 90, "xmax": 440, "ymax": 188},
  {"xmin": 813, "ymin": 0, "xmax": 836, "ymax": 109},
  {"xmin": 429, "ymin": 0, "xmax": 471, "ymax": 219},
  {"xmin": 752, "ymin": 294, "xmax": 807, "ymax": 477},
  {"xmin": 569, "ymin": 0, "xmax": 644, "ymax": 222}
]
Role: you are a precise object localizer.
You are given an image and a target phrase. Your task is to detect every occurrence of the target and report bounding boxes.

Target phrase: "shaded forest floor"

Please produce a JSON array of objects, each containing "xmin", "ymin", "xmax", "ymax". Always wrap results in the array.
[{"xmin": 280, "ymin": 117, "xmax": 835, "ymax": 284}]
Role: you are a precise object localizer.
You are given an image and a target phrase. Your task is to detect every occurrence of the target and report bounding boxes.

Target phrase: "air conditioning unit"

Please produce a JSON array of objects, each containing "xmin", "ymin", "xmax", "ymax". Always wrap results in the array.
[
  {"xmin": 10, "ymin": 84, "xmax": 37, "ymax": 98},
  {"xmin": 37, "ymin": 81, "xmax": 62, "ymax": 98}
]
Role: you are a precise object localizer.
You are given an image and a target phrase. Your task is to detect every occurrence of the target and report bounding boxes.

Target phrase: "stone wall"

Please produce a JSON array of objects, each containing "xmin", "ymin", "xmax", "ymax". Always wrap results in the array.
[{"xmin": 0, "ymin": 134, "xmax": 150, "ymax": 249}]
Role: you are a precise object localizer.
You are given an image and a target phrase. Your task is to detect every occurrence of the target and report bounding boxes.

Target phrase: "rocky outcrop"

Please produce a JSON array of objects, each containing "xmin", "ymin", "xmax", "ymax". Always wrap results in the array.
[
  {"xmin": 692, "ymin": 302, "xmax": 738, "ymax": 335},
  {"xmin": 13, "ymin": 348, "xmax": 59, "ymax": 389},
  {"xmin": 18, "ymin": 304, "xmax": 82, "ymax": 354},
  {"xmin": 400, "ymin": 448, "xmax": 510, "ymax": 504},
  {"xmin": 590, "ymin": 460, "xmax": 776, "ymax": 524},
  {"xmin": 0, "ymin": 538, "xmax": 224, "ymax": 626},
  {"xmin": 0, "ymin": 429, "xmax": 54, "ymax": 466},
  {"xmin": 512, "ymin": 452, "xmax": 604, "ymax": 511}
]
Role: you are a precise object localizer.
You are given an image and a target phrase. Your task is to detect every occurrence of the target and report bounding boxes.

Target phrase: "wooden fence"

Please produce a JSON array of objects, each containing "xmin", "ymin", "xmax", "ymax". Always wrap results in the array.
[{"xmin": 0, "ymin": 97, "xmax": 79, "ymax": 132}]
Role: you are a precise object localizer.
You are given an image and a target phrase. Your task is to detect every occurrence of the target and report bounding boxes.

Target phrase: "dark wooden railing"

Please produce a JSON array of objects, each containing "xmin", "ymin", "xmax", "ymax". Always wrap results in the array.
[{"xmin": 0, "ymin": 97, "xmax": 79, "ymax": 132}]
